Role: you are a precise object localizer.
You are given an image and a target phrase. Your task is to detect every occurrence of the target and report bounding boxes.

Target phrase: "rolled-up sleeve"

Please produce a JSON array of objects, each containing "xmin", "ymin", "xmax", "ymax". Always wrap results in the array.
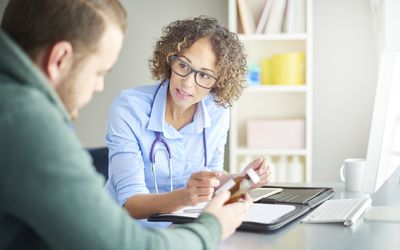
[{"xmin": 106, "ymin": 97, "xmax": 149, "ymax": 207}]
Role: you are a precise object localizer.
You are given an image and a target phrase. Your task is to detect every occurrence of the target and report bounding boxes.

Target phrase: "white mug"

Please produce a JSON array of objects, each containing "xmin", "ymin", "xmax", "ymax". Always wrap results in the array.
[{"xmin": 340, "ymin": 158, "xmax": 366, "ymax": 192}]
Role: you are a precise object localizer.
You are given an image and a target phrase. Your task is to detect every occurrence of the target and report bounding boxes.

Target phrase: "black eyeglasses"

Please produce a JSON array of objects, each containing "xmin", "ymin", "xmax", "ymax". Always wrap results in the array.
[{"xmin": 169, "ymin": 55, "xmax": 218, "ymax": 89}]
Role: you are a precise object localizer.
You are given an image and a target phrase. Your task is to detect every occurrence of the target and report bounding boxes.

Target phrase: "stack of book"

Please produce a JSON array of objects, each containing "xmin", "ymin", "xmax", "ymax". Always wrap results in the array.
[{"xmin": 237, "ymin": 0, "xmax": 306, "ymax": 34}]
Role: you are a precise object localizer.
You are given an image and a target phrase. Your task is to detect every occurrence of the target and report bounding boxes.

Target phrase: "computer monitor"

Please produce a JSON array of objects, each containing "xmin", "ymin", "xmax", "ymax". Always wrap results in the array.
[{"xmin": 361, "ymin": 50, "xmax": 400, "ymax": 223}]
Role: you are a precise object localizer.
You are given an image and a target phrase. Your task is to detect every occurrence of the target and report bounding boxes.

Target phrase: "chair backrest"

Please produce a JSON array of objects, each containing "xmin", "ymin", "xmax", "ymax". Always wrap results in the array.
[{"xmin": 87, "ymin": 147, "xmax": 109, "ymax": 179}]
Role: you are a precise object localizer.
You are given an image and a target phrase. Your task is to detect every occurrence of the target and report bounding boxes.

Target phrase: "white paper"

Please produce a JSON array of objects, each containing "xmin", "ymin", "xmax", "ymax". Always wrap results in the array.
[
  {"xmin": 181, "ymin": 202, "xmax": 208, "ymax": 213},
  {"xmin": 167, "ymin": 202, "xmax": 296, "ymax": 224},
  {"xmin": 244, "ymin": 203, "xmax": 295, "ymax": 224}
]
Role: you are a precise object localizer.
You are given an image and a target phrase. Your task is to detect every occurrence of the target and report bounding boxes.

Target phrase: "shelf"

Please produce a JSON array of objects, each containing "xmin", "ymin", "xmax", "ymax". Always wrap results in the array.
[
  {"xmin": 228, "ymin": 0, "xmax": 312, "ymax": 181},
  {"xmin": 244, "ymin": 85, "xmax": 307, "ymax": 93},
  {"xmin": 238, "ymin": 33, "xmax": 308, "ymax": 41},
  {"xmin": 236, "ymin": 148, "xmax": 307, "ymax": 156}
]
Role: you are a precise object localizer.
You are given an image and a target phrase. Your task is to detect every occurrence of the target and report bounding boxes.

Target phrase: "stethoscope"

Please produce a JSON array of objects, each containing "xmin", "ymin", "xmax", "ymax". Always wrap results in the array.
[{"xmin": 149, "ymin": 83, "xmax": 208, "ymax": 193}]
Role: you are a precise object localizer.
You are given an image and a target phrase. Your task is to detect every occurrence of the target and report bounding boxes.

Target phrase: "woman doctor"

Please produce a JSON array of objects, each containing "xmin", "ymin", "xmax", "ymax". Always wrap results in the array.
[{"xmin": 105, "ymin": 16, "xmax": 270, "ymax": 224}]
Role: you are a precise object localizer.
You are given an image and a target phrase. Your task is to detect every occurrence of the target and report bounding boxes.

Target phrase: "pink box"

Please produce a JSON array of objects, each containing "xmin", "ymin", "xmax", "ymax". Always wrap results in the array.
[{"xmin": 246, "ymin": 119, "xmax": 305, "ymax": 149}]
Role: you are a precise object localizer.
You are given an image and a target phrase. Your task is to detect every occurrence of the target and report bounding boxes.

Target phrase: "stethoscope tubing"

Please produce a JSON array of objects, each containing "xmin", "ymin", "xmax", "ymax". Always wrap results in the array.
[{"xmin": 148, "ymin": 83, "xmax": 208, "ymax": 193}]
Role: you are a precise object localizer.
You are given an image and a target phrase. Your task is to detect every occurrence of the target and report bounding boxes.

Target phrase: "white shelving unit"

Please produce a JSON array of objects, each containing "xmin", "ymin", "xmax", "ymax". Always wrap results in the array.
[{"xmin": 228, "ymin": 0, "xmax": 313, "ymax": 183}]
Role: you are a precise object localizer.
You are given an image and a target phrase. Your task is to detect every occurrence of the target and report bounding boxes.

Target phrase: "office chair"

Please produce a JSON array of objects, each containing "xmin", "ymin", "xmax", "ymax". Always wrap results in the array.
[{"xmin": 87, "ymin": 147, "xmax": 109, "ymax": 179}]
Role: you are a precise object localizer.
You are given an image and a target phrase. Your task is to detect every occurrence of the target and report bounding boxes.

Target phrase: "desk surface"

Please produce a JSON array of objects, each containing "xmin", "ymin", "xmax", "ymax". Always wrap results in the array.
[{"xmin": 218, "ymin": 182, "xmax": 400, "ymax": 250}]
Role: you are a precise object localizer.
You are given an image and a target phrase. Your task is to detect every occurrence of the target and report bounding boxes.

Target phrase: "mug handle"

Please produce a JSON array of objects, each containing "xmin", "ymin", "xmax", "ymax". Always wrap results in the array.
[{"xmin": 340, "ymin": 164, "xmax": 345, "ymax": 182}]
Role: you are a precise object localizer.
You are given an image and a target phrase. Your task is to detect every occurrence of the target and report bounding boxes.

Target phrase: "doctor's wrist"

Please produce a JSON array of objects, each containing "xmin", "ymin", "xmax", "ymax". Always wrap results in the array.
[{"xmin": 175, "ymin": 188, "xmax": 191, "ymax": 207}]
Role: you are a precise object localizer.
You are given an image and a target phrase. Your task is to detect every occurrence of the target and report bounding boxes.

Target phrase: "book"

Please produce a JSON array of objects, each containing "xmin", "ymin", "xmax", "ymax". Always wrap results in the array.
[
  {"xmin": 265, "ymin": 0, "xmax": 287, "ymax": 34},
  {"xmin": 296, "ymin": 0, "xmax": 306, "ymax": 33},
  {"xmin": 255, "ymin": 0, "xmax": 273, "ymax": 34},
  {"xmin": 252, "ymin": 0, "xmax": 269, "ymax": 24},
  {"xmin": 283, "ymin": 0, "xmax": 297, "ymax": 33},
  {"xmin": 283, "ymin": 0, "xmax": 306, "ymax": 33},
  {"xmin": 237, "ymin": 0, "xmax": 256, "ymax": 34}
]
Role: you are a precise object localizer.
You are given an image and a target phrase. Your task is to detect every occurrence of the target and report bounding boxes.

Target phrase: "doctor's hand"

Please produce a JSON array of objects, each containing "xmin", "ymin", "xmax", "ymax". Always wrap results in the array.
[
  {"xmin": 203, "ymin": 191, "xmax": 252, "ymax": 240},
  {"xmin": 241, "ymin": 158, "xmax": 270, "ymax": 189},
  {"xmin": 184, "ymin": 171, "xmax": 221, "ymax": 206}
]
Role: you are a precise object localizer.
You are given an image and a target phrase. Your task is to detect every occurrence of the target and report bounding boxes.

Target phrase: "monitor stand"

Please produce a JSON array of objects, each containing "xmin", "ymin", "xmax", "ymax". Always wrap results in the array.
[{"xmin": 364, "ymin": 206, "xmax": 400, "ymax": 223}]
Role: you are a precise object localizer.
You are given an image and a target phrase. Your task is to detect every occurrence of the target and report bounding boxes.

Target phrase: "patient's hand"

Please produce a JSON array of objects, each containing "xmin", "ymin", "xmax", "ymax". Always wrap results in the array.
[{"xmin": 204, "ymin": 191, "xmax": 252, "ymax": 240}]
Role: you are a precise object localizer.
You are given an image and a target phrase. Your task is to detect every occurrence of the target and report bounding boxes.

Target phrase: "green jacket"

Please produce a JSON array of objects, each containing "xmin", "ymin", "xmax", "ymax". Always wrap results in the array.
[{"xmin": 0, "ymin": 29, "xmax": 221, "ymax": 250}]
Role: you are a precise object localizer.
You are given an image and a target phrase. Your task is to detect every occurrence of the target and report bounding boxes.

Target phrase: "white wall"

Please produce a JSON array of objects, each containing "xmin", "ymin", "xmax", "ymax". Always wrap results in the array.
[
  {"xmin": 378, "ymin": 0, "xmax": 400, "ymax": 51},
  {"xmin": 313, "ymin": 0, "xmax": 377, "ymax": 181}
]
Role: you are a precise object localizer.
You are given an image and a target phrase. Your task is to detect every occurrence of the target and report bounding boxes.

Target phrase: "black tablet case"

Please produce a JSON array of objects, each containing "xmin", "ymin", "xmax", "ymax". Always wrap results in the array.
[{"xmin": 148, "ymin": 186, "xmax": 335, "ymax": 232}]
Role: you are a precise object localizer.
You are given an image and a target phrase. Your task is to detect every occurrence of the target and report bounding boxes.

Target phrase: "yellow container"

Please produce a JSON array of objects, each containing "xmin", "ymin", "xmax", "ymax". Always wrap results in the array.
[
  {"xmin": 261, "ymin": 58, "xmax": 272, "ymax": 85},
  {"xmin": 271, "ymin": 52, "xmax": 306, "ymax": 85}
]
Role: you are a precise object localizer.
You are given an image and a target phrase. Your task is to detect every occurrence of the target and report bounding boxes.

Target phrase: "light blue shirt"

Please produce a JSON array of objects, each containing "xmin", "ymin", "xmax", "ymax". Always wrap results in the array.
[{"xmin": 105, "ymin": 81, "xmax": 229, "ymax": 209}]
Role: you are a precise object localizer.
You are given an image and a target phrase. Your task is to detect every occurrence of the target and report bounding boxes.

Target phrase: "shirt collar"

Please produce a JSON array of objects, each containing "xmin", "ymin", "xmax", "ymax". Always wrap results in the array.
[
  {"xmin": 147, "ymin": 81, "xmax": 168, "ymax": 133},
  {"xmin": 147, "ymin": 80, "xmax": 212, "ymax": 137}
]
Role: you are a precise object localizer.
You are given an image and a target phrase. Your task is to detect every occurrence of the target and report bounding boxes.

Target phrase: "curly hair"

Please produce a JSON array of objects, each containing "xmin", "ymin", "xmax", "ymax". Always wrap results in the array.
[{"xmin": 149, "ymin": 16, "xmax": 247, "ymax": 107}]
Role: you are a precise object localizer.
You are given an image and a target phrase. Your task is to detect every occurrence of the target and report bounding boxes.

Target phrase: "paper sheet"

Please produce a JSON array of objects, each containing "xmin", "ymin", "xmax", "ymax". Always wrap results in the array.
[
  {"xmin": 244, "ymin": 203, "xmax": 295, "ymax": 224},
  {"xmin": 168, "ymin": 203, "xmax": 296, "ymax": 224}
]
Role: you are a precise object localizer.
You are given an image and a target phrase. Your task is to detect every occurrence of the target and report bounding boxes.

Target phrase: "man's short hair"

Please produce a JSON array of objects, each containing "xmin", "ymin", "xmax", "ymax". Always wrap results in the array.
[{"xmin": 1, "ymin": 0, "xmax": 127, "ymax": 59}]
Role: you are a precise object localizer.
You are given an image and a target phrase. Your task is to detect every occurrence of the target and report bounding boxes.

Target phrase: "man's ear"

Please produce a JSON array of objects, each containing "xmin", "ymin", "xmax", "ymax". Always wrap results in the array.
[{"xmin": 44, "ymin": 41, "xmax": 74, "ymax": 86}]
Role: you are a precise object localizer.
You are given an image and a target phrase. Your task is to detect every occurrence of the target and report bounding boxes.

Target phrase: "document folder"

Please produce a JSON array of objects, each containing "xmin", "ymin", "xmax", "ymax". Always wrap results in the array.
[{"xmin": 149, "ymin": 186, "xmax": 334, "ymax": 232}]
